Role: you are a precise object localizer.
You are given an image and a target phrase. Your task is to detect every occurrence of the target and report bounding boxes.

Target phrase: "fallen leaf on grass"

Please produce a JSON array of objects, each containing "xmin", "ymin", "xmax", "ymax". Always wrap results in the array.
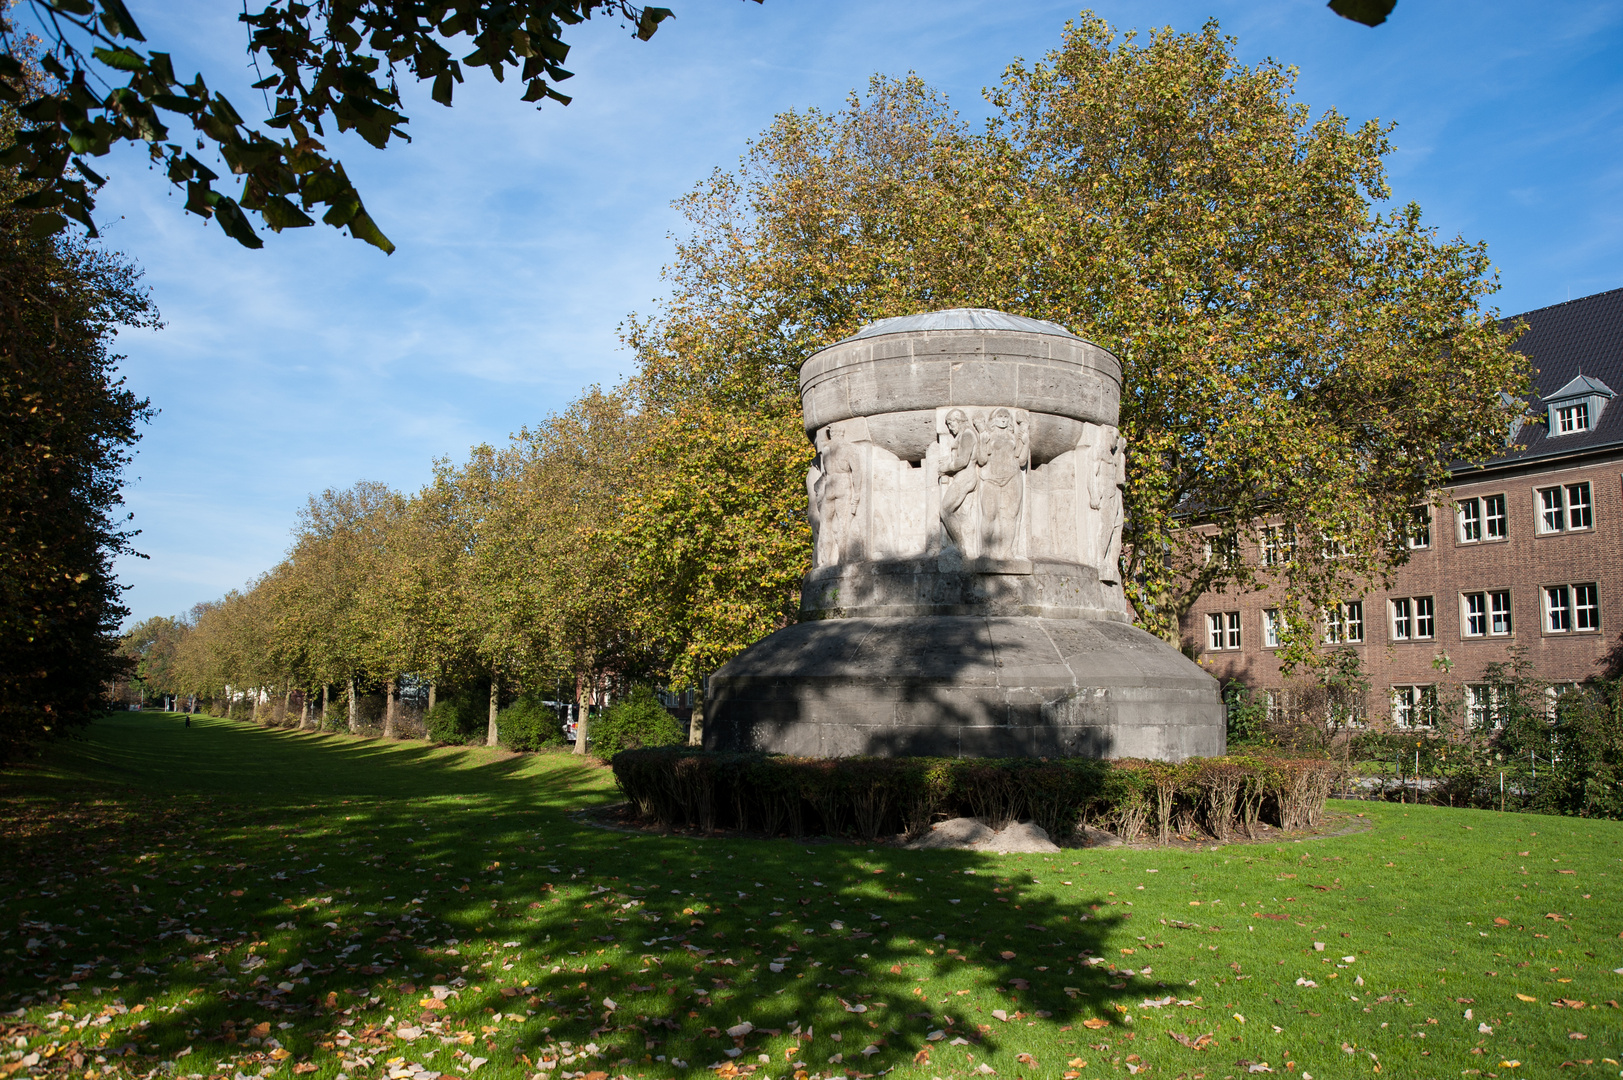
[
  {"xmin": 925, "ymin": 1031, "xmax": 946, "ymax": 1042},
  {"xmin": 1516, "ymin": 994, "xmax": 1538, "ymax": 1002},
  {"xmin": 1082, "ymin": 1018, "xmax": 1110, "ymax": 1030},
  {"xmin": 292, "ymin": 1065, "xmax": 318, "ymax": 1075},
  {"xmin": 913, "ymin": 1048, "xmax": 930, "ymax": 1065},
  {"xmin": 1168, "ymin": 1032, "xmax": 1213, "ymax": 1050},
  {"xmin": 991, "ymin": 1010, "xmax": 1009, "ymax": 1022}
]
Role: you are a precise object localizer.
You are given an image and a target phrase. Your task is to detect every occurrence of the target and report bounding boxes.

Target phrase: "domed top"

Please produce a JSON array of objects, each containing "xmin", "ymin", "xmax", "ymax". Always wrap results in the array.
[{"xmin": 841, "ymin": 307, "xmax": 1081, "ymax": 343}]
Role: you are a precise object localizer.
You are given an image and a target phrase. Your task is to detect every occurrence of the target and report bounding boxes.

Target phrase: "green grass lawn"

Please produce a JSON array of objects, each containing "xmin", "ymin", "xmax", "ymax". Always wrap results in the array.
[{"xmin": 1, "ymin": 713, "xmax": 1620, "ymax": 1080}]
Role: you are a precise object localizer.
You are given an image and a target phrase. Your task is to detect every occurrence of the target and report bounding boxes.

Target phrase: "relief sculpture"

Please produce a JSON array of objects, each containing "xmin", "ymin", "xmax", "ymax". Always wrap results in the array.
[
  {"xmin": 1082, "ymin": 422, "xmax": 1127, "ymax": 584},
  {"xmin": 977, "ymin": 407, "xmax": 1029, "ymax": 560},
  {"xmin": 938, "ymin": 408, "xmax": 978, "ymax": 557},
  {"xmin": 812, "ymin": 421, "xmax": 864, "ymax": 567}
]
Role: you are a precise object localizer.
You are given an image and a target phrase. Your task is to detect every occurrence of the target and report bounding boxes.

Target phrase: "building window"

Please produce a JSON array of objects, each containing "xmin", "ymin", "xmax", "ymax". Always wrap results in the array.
[
  {"xmin": 1263, "ymin": 608, "xmax": 1280, "ymax": 649},
  {"xmin": 1260, "ymin": 524, "xmax": 1295, "ymax": 567},
  {"xmin": 1207, "ymin": 612, "xmax": 1242, "ymax": 650},
  {"xmin": 1484, "ymin": 494, "xmax": 1507, "ymax": 539},
  {"xmin": 1539, "ymin": 486, "xmax": 1563, "ymax": 533},
  {"xmin": 1466, "ymin": 684, "xmax": 1497, "ymax": 728},
  {"xmin": 1392, "ymin": 684, "xmax": 1438, "ymax": 728},
  {"xmin": 1566, "ymin": 482, "xmax": 1592, "ymax": 529},
  {"xmin": 1574, "ymin": 583, "xmax": 1600, "ymax": 631},
  {"xmin": 1325, "ymin": 601, "xmax": 1364, "ymax": 645},
  {"xmin": 1464, "ymin": 592, "xmax": 1487, "ymax": 636},
  {"xmin": 1390, "ymin": 596, "xmax": 1432, "ymax": 641},
  {"xmin": 1539, "ymin": 482, "xmax": 1592, "ymax": 533},
  {"xmin": 1546, "ymin": 585, "xmax": 1571, "ymax": 632},
  {"xmin": 1491, "ymin": 590, "xmax": 1512, "ymax": 634},
  {"xmin": 1459, "ymin": 498, "xmax": 1482, "ymax": 542},
  {"xmin": 1556, "ymin": 401, "xmax": 1590, "ymax": 434},
  {"xmin": 1408, "ymin": 506, "xmax": 1431, "ymax": 549}
]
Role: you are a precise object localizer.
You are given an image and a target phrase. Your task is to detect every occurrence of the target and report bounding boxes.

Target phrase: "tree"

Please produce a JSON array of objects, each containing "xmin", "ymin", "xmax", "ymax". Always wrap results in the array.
[
  {"xmin": 626, "ymin": 18, "xmax": 1529, "ymax": 668},
  {"xmin": 118, "ymin": 613, "xmax": 188, "ymax": 705},
  {"xmin": 0, "ymin": 125, "xmax": 156, "ymax": 761},
  {"xmin": 0, "ymin": 0, "xmax": 710, "ymax": 252}
]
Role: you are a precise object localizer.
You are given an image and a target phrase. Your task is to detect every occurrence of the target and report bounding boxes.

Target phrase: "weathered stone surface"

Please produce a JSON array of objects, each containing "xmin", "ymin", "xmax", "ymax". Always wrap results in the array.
[
  {"xmin": 704, "ymin": 616, "xmax": 1225, "ymax": 760},
  {"xmin": 901, "ymin": 818, "xmax": 1062, "ymax": 853},
  {"xmin": 980, "ymin": 821, "xmax": 1061, "ymax": 854},
  {"xmin": 707, "ymin": 307, "xmax": 1223, "ymax": 762},
  {"xmin": 905, "ymin": 817, "xmax": 995, "ymax": 849}
]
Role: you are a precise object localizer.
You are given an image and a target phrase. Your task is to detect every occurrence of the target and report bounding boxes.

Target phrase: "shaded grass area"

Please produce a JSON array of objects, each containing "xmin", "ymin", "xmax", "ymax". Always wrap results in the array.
[{"xmin": 0, "ymin": 713, "xmax": 1619, "ymax": 1080}]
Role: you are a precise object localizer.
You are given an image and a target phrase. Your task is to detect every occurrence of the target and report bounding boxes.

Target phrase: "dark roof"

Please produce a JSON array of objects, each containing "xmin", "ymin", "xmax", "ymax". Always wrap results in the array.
[{"xmin": 1478, "ymin": 286, "xmax": 1623, "ymax": 469}]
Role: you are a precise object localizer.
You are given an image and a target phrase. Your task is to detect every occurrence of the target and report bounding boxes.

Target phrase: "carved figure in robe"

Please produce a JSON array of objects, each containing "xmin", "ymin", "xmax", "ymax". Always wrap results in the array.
[
  {"xmin": 805, "ymin": 460, "xmax": 823, "ymax": 566},
  {"xmin": 937, "ymin": 408, "xmax": 978, "ymax": 556},
  {"xmin": 813, "ymin": 422, "xmax": 863, "ymax": 565},
  {"xmin": 975, "ymin": 407, "xmax": 1029, "ymax": 559},
  {"xmin": 1086, "ymin": 425, "xmax": 1127, "ymax": 584}
]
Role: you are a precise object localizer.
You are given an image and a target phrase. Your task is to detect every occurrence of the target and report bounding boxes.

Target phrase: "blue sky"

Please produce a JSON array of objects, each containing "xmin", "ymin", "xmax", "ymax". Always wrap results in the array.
[{"xmin": 94, "ymin": 0, "xmax": 1623, "ymax": 626}]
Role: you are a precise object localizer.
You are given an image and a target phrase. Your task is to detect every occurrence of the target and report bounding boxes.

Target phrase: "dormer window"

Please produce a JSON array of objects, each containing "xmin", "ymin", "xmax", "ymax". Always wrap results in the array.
[
  {"xmin": 1544, "ymin": 374, "xmax": 1613, "ymax": 437},
  {"xmin": 1556, "ymin": 402, "xmax": 1589, "ymax": 433}
]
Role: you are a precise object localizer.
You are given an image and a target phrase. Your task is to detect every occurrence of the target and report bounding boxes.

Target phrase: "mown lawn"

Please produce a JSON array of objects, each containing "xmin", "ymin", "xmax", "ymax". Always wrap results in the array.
[{"xmin": 1, "ymin": 713, "xmax": 1620, "ymax": 1080}]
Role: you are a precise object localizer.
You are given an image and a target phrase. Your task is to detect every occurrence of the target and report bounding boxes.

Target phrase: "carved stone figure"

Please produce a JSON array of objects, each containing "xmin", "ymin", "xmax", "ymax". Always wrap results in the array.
[
  {"xmin": 976, "ymin": 407, "xmax": 1028, "ymax": 560},
  {"xmin": 937, "ymin": 408, "xmax": 979, "ymax": 556},
  {"xmin": 805, "ymin": 460, "xmax": 823, "ymax": 566},
  {"xmin": 813, "ymin": 422, "xmax": 863, "ymax": 566},
  {"xmin": 1085, "ymin": 424, "xmax": 1127, "ymax": 584}
]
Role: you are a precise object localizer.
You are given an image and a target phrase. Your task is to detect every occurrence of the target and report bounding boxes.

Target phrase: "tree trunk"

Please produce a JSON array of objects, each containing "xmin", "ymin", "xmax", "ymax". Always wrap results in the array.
[
  {"xmin": 348, "ymin": 676, "xmax": 358, "ymax": 734},
  {"xmin": 425, "ymin": 682, "xmax": 436, "ymax": 739},
  {"xmin": 282, "ymin": 686, "xmax": 292, "ymax": 726},
  {"xmin": 301, "ymin": 692, "xmax": 310, "ymax": 729},
  {"xmin": 487, "ymin": 675, "xmax": 500, "ymax": 748},
  {"xmin": 321, "ymin": 684, "xmax": 330, "ymax": 728},
  {"xmin": 574, "ymin": 672, "xmax": 590, "ymax": 756},
  {"xmin": 427, "ymin": 682, "xmax": 436, "ymax": 712},
  {"xmin": 383, "ymin": 677, "xmax": 397, "ymax": 739}
]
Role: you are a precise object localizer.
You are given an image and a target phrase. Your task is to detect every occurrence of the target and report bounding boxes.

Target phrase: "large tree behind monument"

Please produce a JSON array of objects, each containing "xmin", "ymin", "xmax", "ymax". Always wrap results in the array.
[{"xmin": 624, "ymin": 16, "xmax": 1530, "ymax": 675}]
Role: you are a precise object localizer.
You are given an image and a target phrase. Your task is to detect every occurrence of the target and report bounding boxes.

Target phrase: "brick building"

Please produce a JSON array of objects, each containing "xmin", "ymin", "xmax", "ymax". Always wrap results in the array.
[{"xmin": 1182, "ymin": 287, "xmax": 1623, "ymax": 725}]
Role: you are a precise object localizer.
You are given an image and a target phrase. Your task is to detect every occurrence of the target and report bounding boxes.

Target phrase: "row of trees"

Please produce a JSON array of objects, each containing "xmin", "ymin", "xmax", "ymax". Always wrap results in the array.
[{"xmin": 124, "ymin": 16, "xmax": 1528, "ymax": 737}]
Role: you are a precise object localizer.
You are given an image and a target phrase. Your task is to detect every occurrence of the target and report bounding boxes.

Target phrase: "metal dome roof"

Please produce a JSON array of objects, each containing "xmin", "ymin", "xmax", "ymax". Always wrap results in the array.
[{"xmin": 841, "ymin": 307, "xmax": 1081, "ymax": 342}]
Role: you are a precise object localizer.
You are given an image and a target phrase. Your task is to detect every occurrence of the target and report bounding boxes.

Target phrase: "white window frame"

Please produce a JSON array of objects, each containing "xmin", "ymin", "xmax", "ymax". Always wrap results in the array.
[
  {"xmin": 1207, "ymin": 613, "xmax": 1225, "ymax": 651},
  {"xmin": 1226, "ymin": 611, "xmax": 1241, "ymax": 649},
  {"xmin": 1556, "ymin": 401, "xmax": 1590, "ymax": 434},
  {"xmin": 1324, "ymin": 601, "xmax": 1364, "ymax": 645},
  {"xmin": 1566, "ymin": 482, "xmax": 1592, "ymax": 530},
  {"xmin": 1463, "ymin": 592, "xmax": 1487, "ymax": 637},
  {"xmin": 1466, "ymin": 684, "xmax": 1497, "ymax": 729},
  {"xmin": 1538, "ymin": 486, "xmax": 1564, "ymax": 534},
  {"xmin": 1391, "ymin": 596, "xmax": 1432, "ymax": 641},
  {"xmin": 1414, "ymin": 596, "xmax": 1433, "ymax": 639},
  {"xmin": 1408, "ymin": 506, "xmax": 1431, "ymax": 549},
  {"xmin": 1263, "ymin": 608, "xmax": 1280, "ymax": 649},
  {"xmin": 1484, "ymin": 493, "xmax": 1507, "ymax": 539},
  {"xmin": 1458, "ymin": 498, "xmax": 1482, "ymax": 542},
  {"xmin": 1490, "ymin": 590, "xmax": 1512, "ymax": 635},
  {"xmin": 1392, "ymin": 684, "xmax": 1437, "ymax": 728},
  {"xmin": 1546, "ymin": 585, "xmax": 1572, "ymax": 632},
  {"xmin": 1574, "ymin": 583, "xmax": 1600, "ymax": 632},
  {"xmin": 1391, "ymin": 597, "xmax": 1412, "ymax": 641}
]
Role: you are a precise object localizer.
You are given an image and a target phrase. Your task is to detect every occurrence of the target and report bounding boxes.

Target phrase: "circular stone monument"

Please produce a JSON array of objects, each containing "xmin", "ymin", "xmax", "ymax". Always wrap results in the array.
[{"xmin": 702, "ymin": 308, "xmax": 1225, "ymax": 760}]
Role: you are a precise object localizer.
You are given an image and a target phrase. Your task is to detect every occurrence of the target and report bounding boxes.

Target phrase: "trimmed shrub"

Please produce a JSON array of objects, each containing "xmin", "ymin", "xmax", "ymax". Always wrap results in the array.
[
  {"xmin": 425, "ymin": 694, "xmax": 486, "ymax": 745},
  {"xmin": 610, "ymin": 750, "xmax": 1345, "ymax": 843},
  {"xmin": 591, "ymin": 686, "xmax": 684, "ymax": 760},
  {"xmin": 497, "ymin": 695, "xmax": 566, "ymax": 751}
]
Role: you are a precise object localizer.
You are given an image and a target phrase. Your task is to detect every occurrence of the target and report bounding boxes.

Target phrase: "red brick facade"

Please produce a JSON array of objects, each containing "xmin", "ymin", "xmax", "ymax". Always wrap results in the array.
[{"xmin": 1183, "ymin": 450, "xmax": 1623, "ymax": 718}]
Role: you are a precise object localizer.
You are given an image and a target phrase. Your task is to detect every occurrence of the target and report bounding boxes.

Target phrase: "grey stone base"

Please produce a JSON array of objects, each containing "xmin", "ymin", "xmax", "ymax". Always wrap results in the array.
[
  {"xmin": 703, "ymin": 616, "xmax": 1225, "ymax": 760},
  {"xmin": 800, "ymin": 558, "xmax": 1128, "ymax": 621}
]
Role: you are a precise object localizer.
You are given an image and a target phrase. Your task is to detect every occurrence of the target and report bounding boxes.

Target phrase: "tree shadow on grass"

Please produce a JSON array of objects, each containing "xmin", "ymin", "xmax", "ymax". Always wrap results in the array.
[{"xmin": 0, "ymin": 717, "xmax": 1193, "ymax": 1079}]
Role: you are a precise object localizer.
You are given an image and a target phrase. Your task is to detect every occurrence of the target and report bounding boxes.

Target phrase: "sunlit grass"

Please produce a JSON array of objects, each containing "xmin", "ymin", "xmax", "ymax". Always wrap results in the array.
[{"xmin": 1, "ymin": 713, "xmax": 1619, "ymax": 1080}]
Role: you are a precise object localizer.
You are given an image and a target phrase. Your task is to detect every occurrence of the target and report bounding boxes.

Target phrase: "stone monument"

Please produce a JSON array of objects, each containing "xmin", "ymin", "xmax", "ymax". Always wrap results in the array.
[{"xmin": 702, "ymin": 308, "xmax": 1224, "ymax": 760}]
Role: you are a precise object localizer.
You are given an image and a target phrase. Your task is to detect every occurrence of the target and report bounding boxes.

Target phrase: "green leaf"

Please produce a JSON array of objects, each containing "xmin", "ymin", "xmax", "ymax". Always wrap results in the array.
[
  {"xmin": 26, "ymin": 211, "xmax": 69, "ymax": 238},
  {"xmin": 259, "ymin": 194, "xmax": 315, "ymax": 230},
  {"xmin": 44, "ymin": 0, "xmax": 95, "ymax": 16},
  {"xmin": 635, "ymin": 6, "xmax": 674, "ymax": 41},
  {"xmin": 96, "ymin": 0, "xmax": 147, "ymax": 41},
  {"xmin": 72, "ymin": 157, "xmax": 108, "ymax": 186},
  {"xmin": 91, "ymin": 46, "xmax": 148, "ymax": 72},
  {"xmin": 14, "ymin": 189, "xmax": 65, "ymax": 210},
  {"xmin": 1327, "ymin": 0, "xmax": 1397, "ymax": 26},
  {"xmin": 209, "ymin": 195, "xmax": 265, "ymax": 249}
]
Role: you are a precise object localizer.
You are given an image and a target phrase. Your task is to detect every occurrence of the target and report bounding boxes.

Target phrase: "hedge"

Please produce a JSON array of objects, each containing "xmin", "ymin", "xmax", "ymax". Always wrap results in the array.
[{"xmin": 610, "ymin": 749, "xmax": 1344, "ymax": 845}]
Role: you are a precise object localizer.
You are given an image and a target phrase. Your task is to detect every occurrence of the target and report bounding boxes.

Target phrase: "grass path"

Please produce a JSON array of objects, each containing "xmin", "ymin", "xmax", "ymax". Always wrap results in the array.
[{"xmin": 1, "ymin": 714, "xmax": 1620, "ymax": 1080}]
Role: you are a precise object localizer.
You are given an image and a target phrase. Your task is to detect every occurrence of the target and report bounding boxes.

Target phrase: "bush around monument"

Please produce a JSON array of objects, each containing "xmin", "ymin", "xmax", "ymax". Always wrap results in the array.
[
  {"xmin": 611, "ymin": 749, "xmax": 1343, "ymax": 844},
  {"xmin": 589, "ymin": 686, "xmax": 685, "ymax": 759}
]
